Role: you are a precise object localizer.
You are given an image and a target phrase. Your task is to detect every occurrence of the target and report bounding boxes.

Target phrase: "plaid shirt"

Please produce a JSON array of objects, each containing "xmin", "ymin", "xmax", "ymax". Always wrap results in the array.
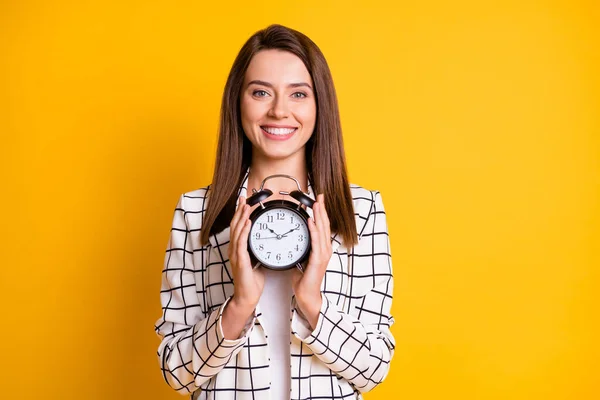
[{"xmin": 154, "ymin": 169, "xmax": 396, "ymax": 399}]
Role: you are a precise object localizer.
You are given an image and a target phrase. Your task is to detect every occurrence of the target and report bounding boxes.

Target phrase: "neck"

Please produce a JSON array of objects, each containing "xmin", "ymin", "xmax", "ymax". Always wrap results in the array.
[{"xmin": 248, "ymin": 150, "xmax": 309, "ymax": 196}]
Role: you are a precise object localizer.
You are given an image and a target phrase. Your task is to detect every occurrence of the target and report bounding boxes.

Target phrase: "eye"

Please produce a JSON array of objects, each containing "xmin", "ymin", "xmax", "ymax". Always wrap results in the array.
[
  {"xmin": 252, "ymin": 90, "xmax": 269, "ymax": 97},
  {"xmin": 292, "ymin": 92, "xmax": 307, "ymax": 99}
]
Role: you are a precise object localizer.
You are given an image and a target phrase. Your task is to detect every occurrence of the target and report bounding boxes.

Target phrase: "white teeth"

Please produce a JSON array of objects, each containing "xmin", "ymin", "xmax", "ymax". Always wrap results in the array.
[{"xmin": 262, "ymin": 127, "xmax": 296, "ymax": 135}]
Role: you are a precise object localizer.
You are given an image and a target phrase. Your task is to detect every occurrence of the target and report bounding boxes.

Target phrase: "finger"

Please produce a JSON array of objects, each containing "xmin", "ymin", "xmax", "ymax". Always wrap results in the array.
[
  {"xmin": 236, "ymin": 220, "xmax": 253, "ymax": 271},
  {"xmin": 232, "ymin": 219, "xmax": 251, "ymax": 273},
  {"xmin": 315, "ymin": 195, "xmax": 326, "ymax": 230},
  {"xmin": 308, "ymin": 214, "xmax": 324, "ymax": 260},
  {"xmin": 319, "ymin": 194, "xmax": 331, "ymax": 234},
  {"xmin": 314, "ymin": 201, "xmax": 328, "ymax": 252},
  {"xmin": 229, "ymin": 197, "xmax": 245, "ymax": 257},
  {"xmin": 233, "ymin": 204, "xmax": 252, "ymax": 243},
  {"xmin": 316, "ymin": 195, "xmax": 330, "ymax": 242},
  {"xmin": 307, "ymin": 214, "xmax": 317, "ymax": 245},
  {"xmin": 230, "ymin": 198, "xmax": 245, "ymax": 251},
  {"xmin": 313, "ymin": 197, "xmax": 321, "ymax": 230},
  {"xmin": 237, "ymin": 219, "xmax": 251, "ymax": 254},
  {"xmin": 314, "ymin": 204, "xmax": 332, "ymax": 267}
]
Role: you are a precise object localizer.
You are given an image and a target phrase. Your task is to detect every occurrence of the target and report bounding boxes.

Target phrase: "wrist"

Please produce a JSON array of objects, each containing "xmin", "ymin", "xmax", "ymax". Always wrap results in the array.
[
  {"xmin": 296, "ymin": 292, "xmax": 322, "ymax": 323},
  {"xmin": 227, "ymin": 296, "xmax": 256, "ymax": 320},
  {"xmin": 295, "ymin": 290, "xmax": 322, "ymax": 307},
  {"xmin": 221, "ymin": 296, "xmax": 256, "ymax": 341}
]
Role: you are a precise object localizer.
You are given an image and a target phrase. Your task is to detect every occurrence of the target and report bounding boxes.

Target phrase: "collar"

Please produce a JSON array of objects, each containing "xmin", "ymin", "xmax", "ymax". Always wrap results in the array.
[
  {"xmin": 207, "ymin": 167, "xmax": 371, "ymax": 252},
  {"xmin": 235, "ymin": 166, "xmax": 316, "ymax": 208}
]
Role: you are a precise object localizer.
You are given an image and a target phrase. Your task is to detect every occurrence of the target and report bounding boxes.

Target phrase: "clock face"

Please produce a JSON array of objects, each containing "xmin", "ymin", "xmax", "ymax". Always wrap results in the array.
[{"xmin": 248, "ymin": 205, "xmax": 310, "ymax": 269}]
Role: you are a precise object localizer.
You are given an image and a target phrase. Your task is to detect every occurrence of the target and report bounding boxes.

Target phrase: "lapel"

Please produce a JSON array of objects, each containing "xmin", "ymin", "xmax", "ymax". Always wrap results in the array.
[{"xmin": 207, "ymin": 167, "xmax": 373, "ymax": 252}]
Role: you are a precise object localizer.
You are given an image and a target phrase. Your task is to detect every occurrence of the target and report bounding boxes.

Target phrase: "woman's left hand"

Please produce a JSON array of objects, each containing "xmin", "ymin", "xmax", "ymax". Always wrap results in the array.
[{"xmin": 292, "ymin": 193, "xmax": 333, "ymax": 329}]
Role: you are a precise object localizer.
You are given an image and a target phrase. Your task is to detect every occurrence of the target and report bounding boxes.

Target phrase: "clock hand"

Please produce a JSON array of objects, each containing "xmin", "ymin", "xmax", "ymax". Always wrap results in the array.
[
  {"xmin": 255, "ymin": 235, "xmax": 279, "ymax": 240},
  {"xmin": 280, "ymin": 226, "xmax": 301, "ymax": 237}
]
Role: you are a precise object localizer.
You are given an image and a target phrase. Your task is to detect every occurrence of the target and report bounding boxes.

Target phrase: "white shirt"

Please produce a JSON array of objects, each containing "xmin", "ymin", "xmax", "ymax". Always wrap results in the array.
[{"xmin": 257, "ymin": 267, "xmax": 294, "ymax": 399}]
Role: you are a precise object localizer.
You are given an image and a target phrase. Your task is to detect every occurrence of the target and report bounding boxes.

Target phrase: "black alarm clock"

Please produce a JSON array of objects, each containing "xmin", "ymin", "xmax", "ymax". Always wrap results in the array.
[{"xmin": 246, "ymin": 174, "xmax": 315, "ymax": 272}]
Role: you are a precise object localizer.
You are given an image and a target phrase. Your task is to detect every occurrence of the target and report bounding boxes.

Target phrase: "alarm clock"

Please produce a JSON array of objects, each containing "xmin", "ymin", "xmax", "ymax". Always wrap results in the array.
[{"xmin": 245, "ymin": 174, "xmax": 315, "ymax": 272}]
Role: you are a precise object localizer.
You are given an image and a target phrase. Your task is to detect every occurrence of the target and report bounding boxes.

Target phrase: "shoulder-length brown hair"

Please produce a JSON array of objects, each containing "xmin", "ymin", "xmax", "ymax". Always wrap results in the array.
[{"xmin": 200, "ymin": 24, "xmax": 358, "ymax": 248}]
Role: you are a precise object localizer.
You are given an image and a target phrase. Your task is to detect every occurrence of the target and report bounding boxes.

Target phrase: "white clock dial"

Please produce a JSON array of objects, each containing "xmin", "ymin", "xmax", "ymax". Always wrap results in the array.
[{"xmin": 249, "ymin": 207, "xmax": 310, "ymax": 268}]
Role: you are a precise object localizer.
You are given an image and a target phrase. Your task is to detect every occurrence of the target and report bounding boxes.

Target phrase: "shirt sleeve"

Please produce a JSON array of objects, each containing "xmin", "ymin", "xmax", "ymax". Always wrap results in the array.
[
  {"xmin": 154, "ymin": 193, "xmax": 256, "ymax": 395},
  {"xmin": 291, "ymin": 190, "xmax": 395, "ymax": 393}
]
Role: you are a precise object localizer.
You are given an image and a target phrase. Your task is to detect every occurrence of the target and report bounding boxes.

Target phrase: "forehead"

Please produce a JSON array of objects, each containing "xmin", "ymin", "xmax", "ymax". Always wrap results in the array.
[{"xmin": 244, "ymin": 49, "xmax": 312, "ymax": 84}]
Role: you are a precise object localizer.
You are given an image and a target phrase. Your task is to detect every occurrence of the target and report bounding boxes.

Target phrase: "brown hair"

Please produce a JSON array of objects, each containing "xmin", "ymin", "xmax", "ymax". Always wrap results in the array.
[{"xmin": 200, "ymin": 24, "xmax": 358, "ymax": 248}]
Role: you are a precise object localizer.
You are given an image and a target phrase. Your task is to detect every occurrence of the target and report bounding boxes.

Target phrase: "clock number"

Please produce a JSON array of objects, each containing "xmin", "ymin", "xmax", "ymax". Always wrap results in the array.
[
  {"xmin": 298, "ymin": 234, "xmax": 304, "ymax": 242},
  {"xmin": 259, "ymin": 223, "xmax": 267, "ymax": 230},
  {"xmin": 276, "ymin": 253, "xmax": 281, "ymax": 261},
  {"xmin": 267, "ymin": 215, "xmax": 273, "ymax": 223},
  {"xmin": 288, "ymin": 251, "xmax": 293, "ymax": 259},
  {"xmin": 295, "ymin": 244, "xmax": 300, "ymax": 251},
  {"xmin": 259, "ymin": 244, "xmax": 264, "ymax": 251},
  {"xmin": 254, "ymin": 232, "xmax": 260, "ymax": 239},
  {"xmin": 266, "ymin": 252, "xmax": 271, "ymax": 259},
  {"xmin": 290, "ymin": 216, "xmax": 294, "ymax": 224},
  {"xmin": 277, "ymin": 212, "xmax": 285, "ymax": 220}
]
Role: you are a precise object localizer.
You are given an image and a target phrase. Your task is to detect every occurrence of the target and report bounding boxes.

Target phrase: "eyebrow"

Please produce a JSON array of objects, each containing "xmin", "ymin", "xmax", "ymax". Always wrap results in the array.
[{"xmin": 247, "ymin": 80, "xmax": 313, "ymax": 90}]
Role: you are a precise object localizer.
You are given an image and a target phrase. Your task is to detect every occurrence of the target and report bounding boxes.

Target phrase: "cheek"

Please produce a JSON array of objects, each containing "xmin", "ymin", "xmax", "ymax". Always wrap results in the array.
[
  {"xmin": 296, "ymin": 102, "xmax": 317, "ymax": 130},
  {"xmin": 240, "ymin": 96, "xmax": 265, "ymax": 125}
]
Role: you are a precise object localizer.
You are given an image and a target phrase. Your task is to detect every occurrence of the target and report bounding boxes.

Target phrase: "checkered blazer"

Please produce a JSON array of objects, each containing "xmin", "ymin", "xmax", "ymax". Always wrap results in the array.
[{"xmin": 154, "ymin": 169, "xmax": 395, "ymax": 399}]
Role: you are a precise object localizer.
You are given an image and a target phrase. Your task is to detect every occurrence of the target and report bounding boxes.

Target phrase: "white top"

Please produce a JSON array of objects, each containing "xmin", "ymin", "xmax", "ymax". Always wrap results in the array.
[{"xmin": 257, "ymin": 266, "xmax": 293, "ymax": 400}]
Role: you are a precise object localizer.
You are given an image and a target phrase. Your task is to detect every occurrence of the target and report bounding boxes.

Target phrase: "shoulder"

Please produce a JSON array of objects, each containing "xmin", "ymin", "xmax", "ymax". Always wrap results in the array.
[
  {"xmin": 349, "ymin": 183, "xmax": 379, "ymax": 201},
  {"xmin": 179, "ymin": 185, "xmax": 211, "ymax": 211},
  {"xmin": 348, "ymin": 182, "xmax": 384, "ymax": 211},
  {"xmin": 171, "ymin": 185, "xmax": 211, "ymax": 231},
  {"xmin": 348, "ymin": 183, "xmax": 387, "ymax": 239}
]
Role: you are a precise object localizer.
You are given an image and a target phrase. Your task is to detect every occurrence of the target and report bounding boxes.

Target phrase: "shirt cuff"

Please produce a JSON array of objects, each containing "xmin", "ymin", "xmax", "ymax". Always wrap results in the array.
[{"xmin": 216, "ymin": 296, "xmax": 256, "ymax": 344}]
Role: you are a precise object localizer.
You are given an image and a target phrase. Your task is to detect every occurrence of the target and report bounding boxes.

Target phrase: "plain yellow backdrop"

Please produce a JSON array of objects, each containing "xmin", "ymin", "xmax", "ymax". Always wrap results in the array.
[{"xmin": 1, "ymin": 1, "xmax": 598, "ymax": 399}]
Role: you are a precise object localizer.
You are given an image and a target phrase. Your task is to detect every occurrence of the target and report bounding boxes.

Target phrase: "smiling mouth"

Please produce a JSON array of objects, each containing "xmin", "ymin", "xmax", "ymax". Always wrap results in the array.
[{"xmin": 260, "ymin": 126, "xmax": 298, "ymax": 136}]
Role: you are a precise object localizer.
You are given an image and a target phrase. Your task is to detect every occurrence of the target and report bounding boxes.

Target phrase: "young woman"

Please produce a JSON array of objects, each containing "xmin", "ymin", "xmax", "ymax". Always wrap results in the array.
[{"xmin": 154, "ymin": 24, "xmax": 395, "ymax": 400}]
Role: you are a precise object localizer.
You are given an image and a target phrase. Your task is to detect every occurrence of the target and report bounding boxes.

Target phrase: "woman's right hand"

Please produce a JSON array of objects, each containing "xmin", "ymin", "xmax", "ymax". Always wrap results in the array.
[{"xmin": 227, "ymin": 195, "xmax": 265, "ymax": 312}]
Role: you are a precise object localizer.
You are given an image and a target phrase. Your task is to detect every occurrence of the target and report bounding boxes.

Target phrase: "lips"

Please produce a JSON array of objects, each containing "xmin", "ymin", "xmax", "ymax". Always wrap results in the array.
[
  {"xmin": 260, "ymin": 126, "xmax": 297, "ymax": 135},
  {"xmin": 260, "ymin": 125, "xmax": 298, "ymax": 141}
]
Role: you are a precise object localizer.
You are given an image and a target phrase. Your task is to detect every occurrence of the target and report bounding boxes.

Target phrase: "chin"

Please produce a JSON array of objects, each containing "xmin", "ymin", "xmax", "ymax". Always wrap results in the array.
[
  {"xmin": 263, "ymin": 151, "xmax": 297, "ymax": 160},
  {"xmin": 256, "ymin": 146, "xmax": 301, "ymax": 161}
]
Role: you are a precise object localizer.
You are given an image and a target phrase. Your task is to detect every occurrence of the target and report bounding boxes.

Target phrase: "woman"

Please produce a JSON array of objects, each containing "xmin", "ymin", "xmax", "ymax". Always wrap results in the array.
[{"xmin": 154, "ymin": 24, "xmax": 395, "ymax": 400}]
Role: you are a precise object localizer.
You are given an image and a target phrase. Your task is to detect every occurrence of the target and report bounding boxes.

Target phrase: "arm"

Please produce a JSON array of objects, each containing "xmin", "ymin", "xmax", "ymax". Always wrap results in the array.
[
  {"xmin": 154, "ymin": 194, "xmax": 256, "ymax": 395},
  {"xmin": 291, "ymin": 191, "xmax": 396, "ymax": 393}
]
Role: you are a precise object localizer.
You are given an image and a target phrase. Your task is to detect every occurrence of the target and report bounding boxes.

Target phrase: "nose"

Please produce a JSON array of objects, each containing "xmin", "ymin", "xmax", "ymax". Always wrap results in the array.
[{"xmin": 267, "ymin": 95, "xmax": 290, "ymax": 119}]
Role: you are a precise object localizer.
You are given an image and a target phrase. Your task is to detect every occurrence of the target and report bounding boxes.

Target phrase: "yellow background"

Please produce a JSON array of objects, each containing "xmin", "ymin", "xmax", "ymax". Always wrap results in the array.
[{"xmin": 1, "ymin": 1, "xmax": 598, "ymax": 399}]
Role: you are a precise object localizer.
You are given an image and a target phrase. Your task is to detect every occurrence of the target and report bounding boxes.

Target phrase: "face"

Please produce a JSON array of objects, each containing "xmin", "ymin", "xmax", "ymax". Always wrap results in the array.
[{"xmin": 240, "ymin": 49, "xmax": 317, "ymax": 161}]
